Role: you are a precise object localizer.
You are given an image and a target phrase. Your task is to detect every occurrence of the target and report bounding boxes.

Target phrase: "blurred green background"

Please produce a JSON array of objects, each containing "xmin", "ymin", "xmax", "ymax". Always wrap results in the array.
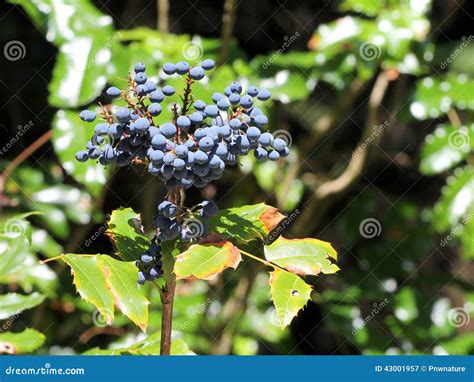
[{"xmin": 0, "ymin": 0, "xmax": 472, "ymax": 355}]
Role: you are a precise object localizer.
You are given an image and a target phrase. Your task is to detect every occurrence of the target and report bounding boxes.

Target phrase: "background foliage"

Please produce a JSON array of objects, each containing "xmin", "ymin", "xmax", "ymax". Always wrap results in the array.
[{"xmin": 0, "ymin": 0, "xmax": 472, "ymax": 355}]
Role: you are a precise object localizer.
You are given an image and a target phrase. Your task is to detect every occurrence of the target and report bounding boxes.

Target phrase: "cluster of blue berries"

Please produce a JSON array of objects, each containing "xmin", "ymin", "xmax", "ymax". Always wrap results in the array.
[
  {"xmin": 154, "ymin": 200, "xmax": 218, "ymax": 242},
  {"xmin": 75, "ymin": 59, "xmax": 289, "ymax": 191},
  {"xmin": 136, "ymin": 239, "xmax": 163, "ymax": 285},
  {"xmin": 135, "ymin": 199, "xmax": 218, "ymax": 283}
]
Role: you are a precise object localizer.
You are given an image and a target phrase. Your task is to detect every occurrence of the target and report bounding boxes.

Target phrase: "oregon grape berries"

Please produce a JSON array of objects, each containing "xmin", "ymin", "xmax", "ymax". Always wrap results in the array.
[
  {"xmin": 75, "ymin": 59, "xmax": 290, "ymax": 284},
  {"xmin": 136, "ymin": 238, "xmax": 163, "ymax": 284},
  {"xmin": 75, "ymin": 59, "xmax": 289, "ymax": 191}
]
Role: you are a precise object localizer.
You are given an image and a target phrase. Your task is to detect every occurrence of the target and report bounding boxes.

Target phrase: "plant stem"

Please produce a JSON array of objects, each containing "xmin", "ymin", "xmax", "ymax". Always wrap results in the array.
[{"xmin": 159, "ymin": 187, "xmax": 182, "ymax": 355}]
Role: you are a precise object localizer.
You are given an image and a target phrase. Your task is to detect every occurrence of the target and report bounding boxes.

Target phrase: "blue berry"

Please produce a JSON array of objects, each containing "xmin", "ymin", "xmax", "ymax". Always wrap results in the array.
[
  {"xmin": 190, "ymin": 111, "xmax": 204, "ymax": 124},
  {"xmin": 160, "ymin": 123, "xmax": 177, "ymax": 138},
  {"xmin": 75, "ymin": 150, "xmax": 89, "ymax": 162},
  {"xmin": 163, "ymin": 63, "xmax": 176, "ymax": 75},
  {"xmin": 257, "ymin": 89, "xmax": 271, "ymax": 101},
  {"xmin": 194, "ymin": 100, "xmax": 206, "ymax": 110},
  {"xmin": 228, "ymin": 93, "xmax": 240, "ymax": 105},
  {"xmin": 134, "ymin": 62, "xmax": 146, "ymax": 73},
  {"xmin": 272, "ymin": 138, "xmax": 287, "ymax": 151},
  {"xmin": 149, "ymin": 103, "xmax": 162, "ymax": 116},
  {"xmin": 258, "ymin": 132, "xmax": 273, "ymax": 146},
  {"xmin": 106, "ymin": 86, "xmax": 121, "ymax": 98},
  {"xmin": 190, "ymin": 67, "xmax": 205, "ymax": 80},
  {"xmin": 240, "ymin": 95, "xmax": 253, "ymax": 108},
  {"xmin": 80, "ymin": 110, "xmax": 96, "ymax": 122},
  {"xmin": 176, "ymin": 61, "xmax": 190, "ymax": 74},
  {"xmin": 268, "ymin": 150, "xmax": 280, "ymax": 161},
  {"xmin": 150, "ymin": 90, "xmax": 165, "ymax": 103},
  {"xmin": 204, "ymin": 105, "xmax": 219, "ymax": 118},
  {"xmin": 230, "ymin": 81, "xmax": 242, "ymax": 94},
  {"xmin": 201, "ymin": 59, "xmax": 215, "ymax": 70},
  {"xmin": 162, "ymin": 86, "xmax": 175, "ymax": 96},
  {"xmin": 134, "ymin": 72, "xmax": 147, "ymax": 84},
  {"xmin": 177, "ymin": 116, "xmax": 191, "ymax": 129}
]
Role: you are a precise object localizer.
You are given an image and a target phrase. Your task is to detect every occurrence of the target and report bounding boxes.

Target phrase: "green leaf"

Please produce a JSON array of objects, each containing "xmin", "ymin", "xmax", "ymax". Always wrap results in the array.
[
  {"xmin": 420, "ymin": 124, "xmax": 474, "ymax": 175},
  {"xmin": 62, "ymin": 254, "xmax": 149, "ymax": 331},
  {"xmin": 264, "ymin": 237, "xmax": 339, "ymax": 276},
  {"xmin": 432, "ymin": 166, "xmax": 474, "ymax": 232},
  {"xmin": 48, "ymin": 34, "xmax": 112, "ymax": 107},
  {"xmin": 106, "ymin": 207, "xmax": 149, "ymax": 261},
  {"xmin": 174, "ymin": 242, "xmax": 241, "ymax": 280},
  {"xmin": 205, "ymin": 203, "xmax": 286, "ymax": 245},
  {"xmin": 52, "ymin": 109, "xmax": 108, "ymax": 196},
  {"xmin": 269, "ymin": 270, "xmax": 312, "ymax": 328},
  {"xmin": 410, "ymin": 73, "xmax": 474, "ymax": 120},
  {"xmin": 83, "ymin": 332, "xmax": 194, "ymax": 355},
  {"xmin": 0, "ymin": 292, "xmax": 45, "ymax": 320},
  {"xmin": 0, "ymin": 234, "xmax": 30, "ymax": 279},
  {"xmin": 0, "ymin": 329, "xmax": 45, "ymax": 354}
]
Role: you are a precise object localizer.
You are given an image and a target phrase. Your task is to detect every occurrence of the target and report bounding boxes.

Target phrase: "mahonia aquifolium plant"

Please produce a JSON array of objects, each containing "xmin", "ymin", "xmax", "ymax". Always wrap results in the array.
[{"xmin": 75, "ymin": 59, "xmax": 289, "ymax": 284}]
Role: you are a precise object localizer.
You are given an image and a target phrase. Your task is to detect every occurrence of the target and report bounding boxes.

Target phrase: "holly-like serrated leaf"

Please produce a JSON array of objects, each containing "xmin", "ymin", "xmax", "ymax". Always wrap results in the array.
[
  {"xmin": 264, "ymin": 237, "xmax": 339, "ymax": 276},
  {"xmin": 0, "ymin": 292, "xmax": 45, "ymax": 320},
  {"xmin": 0, "ymin": 329, "xmax": 45, "ymax": 354},
  {"xmin": 62, "ymin": 254, "xmax": 149, "ymax": 331},
  {"xmin": 106, "ymin": 207, "xmax": 149, "ymax": 261},
  {"xmin": 269, "ymin": 270, "xmax": 312, "ymax": 328},
  {"xmin": 205, "ymin": 203, "xmax": 285, "ymax": 244},
  {"xmin": 174, "ymin": 242, "xmax": 241, "ymax": 280}
]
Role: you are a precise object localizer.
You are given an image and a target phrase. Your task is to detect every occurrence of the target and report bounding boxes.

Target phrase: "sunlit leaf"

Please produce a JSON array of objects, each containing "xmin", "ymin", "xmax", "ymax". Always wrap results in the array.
[
  {"xmin": 0, "ymin": 329, "xmax": 45, "ymax": 354},
  {"xmin": 0, "ymin": 292, "xmax": 45, "ymax": 320},
  {"xmin": 174, "ymin": 242, "xmax": 241, "ymax": 280},
  {"xmin": 269, "ymin": 270, "xmax": 312, "ymax": 327},
  {"xmin": 106, "ymin": 207, "xmax": 149, "ymax": 262},
  {"xmin": 62, "ymin": 254, "xmax": 149, "ymax": 331},
  {"xmin": 264, "ymin": 237, "xmax": 339, "ymax": 276}
]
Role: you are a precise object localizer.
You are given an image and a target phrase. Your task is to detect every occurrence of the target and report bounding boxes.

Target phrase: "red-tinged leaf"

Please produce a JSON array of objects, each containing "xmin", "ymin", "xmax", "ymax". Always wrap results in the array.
[{"xmin": 174, "ymin": 241, "xmax": 241, "ymax": 280}]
